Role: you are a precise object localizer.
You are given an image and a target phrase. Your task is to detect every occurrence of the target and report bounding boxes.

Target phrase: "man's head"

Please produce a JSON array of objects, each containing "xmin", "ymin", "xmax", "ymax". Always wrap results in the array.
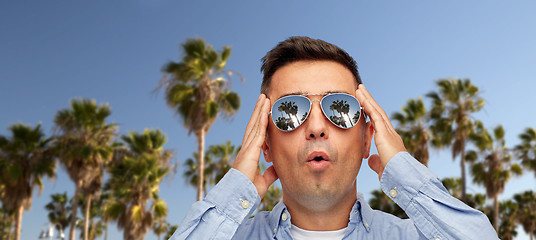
[
  {"xmin": 260, "ymin": 36, "xmax": 362, "ymax": 95},
  {"xmin": 260, "ymin": 37, "xmax": 373, "ymax": 213}
]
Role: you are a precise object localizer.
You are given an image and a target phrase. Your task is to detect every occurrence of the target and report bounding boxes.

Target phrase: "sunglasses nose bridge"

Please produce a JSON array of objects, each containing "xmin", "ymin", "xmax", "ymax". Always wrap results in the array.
[{"xmin": 305, "ymin": 98, "xmax": 329, "ymax": 125}]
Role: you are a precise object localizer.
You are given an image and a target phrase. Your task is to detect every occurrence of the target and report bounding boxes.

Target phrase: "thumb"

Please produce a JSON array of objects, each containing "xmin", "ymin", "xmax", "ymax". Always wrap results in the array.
[
  {"xmin": 262, "ymin": 165, "xmax": 279, "ymax": 187},
  {"xmin": 368, "ymin": 154, "xmax": 384, "ymax": 181},
  {"xmin": 256, "ymin": 165, "xmax": 279, "ymax": 199}
]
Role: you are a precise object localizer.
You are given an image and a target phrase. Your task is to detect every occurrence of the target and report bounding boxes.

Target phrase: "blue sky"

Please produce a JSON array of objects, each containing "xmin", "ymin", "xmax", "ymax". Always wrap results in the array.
[{"xmin": 1, "ymin": 1, "xmax": 535, "ymax": 239}]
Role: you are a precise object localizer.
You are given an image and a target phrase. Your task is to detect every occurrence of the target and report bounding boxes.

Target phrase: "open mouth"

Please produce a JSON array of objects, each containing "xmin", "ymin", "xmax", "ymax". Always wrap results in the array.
[{"xmin": 306, "ymin": 151, "xmax": 331, "ymax": 170}]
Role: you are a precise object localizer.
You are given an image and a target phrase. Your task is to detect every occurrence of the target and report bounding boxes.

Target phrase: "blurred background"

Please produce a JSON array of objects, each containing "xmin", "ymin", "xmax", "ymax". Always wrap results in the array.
[{"xmin": 1, "ymin": 1, "xmax": 535, "ymax": 239}]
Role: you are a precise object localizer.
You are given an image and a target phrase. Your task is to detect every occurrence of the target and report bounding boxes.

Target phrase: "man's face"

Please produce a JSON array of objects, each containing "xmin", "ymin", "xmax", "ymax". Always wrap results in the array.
[{"xmin": 263, "ymin": 60, "xmax": 372, "ymax": 210}]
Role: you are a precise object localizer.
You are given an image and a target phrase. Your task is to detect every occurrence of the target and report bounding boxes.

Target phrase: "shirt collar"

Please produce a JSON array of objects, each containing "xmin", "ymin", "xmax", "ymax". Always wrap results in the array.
[{"xmin": 268, "ymin": 193, "xmax": 373, "ymax": 234}]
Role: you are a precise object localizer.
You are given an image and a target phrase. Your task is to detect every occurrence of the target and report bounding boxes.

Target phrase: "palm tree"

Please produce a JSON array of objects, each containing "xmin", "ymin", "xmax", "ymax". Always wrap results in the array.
[
  {"xmin": 152, "ymin": 220, "xmax": 168, "ymax": 240},
  {"xmin": 77, "ymin": 194, "xmax": 106, "ymax": 240},
  {"xmin": 105, "ymin": 129, "xmax": 172, "ymax": 240},
  {"xmin": 466, "ymin": 123, "xmax": 523, "ymax": 231},
  {"xmin": 368, "ymin": 189, "xmax": 407, "ymax": 219},
  {"xmin": 165, "ymin": 224, "xmax": 179, "ymax": 240},
  {"xmin": 427, "ymin": 78, "xmax": 485, "ymax": 201},
  {"xmin": 498, "ymin": 200, "xmax": 519, "ymax": 240},
  {"xmin": 259, "ymin": 185, "xmax": 282, "ymax": 212},
  {"xmin": 514, "ymin": 190, "xmax": 536, "ymax": 240},
  {"xmin": 158, "ymin": 37, "xmax": 242, "ymax": 201},
  {"xmin": 0, "ymin": 123, "xmax": 55, "ymax": 240},
  {"xmin": 207, "ymin": 141, "xmax": 239, "ymax": 185},
  {"xmin": 0, "ymin": 207, "xmax": 14, "ymax": 240},
  {"xmin": 44, "ymin": 192, "xmax": 71, "ymax": 235},
  {"xmin": 183, "ymin": 152, "xmax": 213, "ymax": 194},
  {"xmin": 184, "ymin": 142, "xmax": 239, "ymax": 195},
  {"xmin": 392, "ymin": 97, "xmax": 430, "ymax": 166},
  {"xmin": 99, "ymin": 188, "xmax": 111, "ymax": 240},
  {"xmin": 516, "ymin": 127, "xmax": 536, "ymax": 177},
  {"xmin": 53, "ymin": 99, "xmax": 117, "ymax": 240}
]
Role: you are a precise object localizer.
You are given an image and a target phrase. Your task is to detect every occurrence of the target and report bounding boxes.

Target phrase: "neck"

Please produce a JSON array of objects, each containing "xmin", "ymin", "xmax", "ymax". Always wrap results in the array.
[{"xmin": 283, "ymin": 183, "xmax": 357, "ymax": 231}]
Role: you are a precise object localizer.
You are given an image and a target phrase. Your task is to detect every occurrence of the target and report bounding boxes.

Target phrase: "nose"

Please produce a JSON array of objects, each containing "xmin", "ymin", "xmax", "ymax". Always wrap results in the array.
[{"xmin": 304, "ymin": 101, "xmax": 329, "ymax": 140}]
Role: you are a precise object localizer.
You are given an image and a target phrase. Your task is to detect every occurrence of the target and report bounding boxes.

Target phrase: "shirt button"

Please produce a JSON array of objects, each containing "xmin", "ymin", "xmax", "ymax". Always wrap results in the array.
[
  {"xmin": 273, "ymin": 227, "xmax": 277, "ymax": 234},
  {"xmin": 389, "ymin": 188, "xmax": 398, "ymax": 198},
  {"xmin": 364, "ymin": 222, "xmax": 369, "ymax": 228},
  {"xmin": 435, "ymin": 238, "xmax": 440, "ymax": 240},
  {"xmin": 281, "ymin": 213, "xmax": 288, "ymax": 221},
  {"xmin": 240, "ymin": 200, "xmax": 250, "ymax": 209}
]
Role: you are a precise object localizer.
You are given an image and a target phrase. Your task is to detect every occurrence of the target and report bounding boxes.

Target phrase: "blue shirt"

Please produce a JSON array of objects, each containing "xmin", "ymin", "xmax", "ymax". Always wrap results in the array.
[{"xmin": 170, "ymin": 152, "xmax": 498, "ymax": 240}]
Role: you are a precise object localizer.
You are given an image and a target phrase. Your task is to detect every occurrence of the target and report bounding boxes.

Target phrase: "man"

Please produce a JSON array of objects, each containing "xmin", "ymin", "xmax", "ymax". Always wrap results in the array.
[{"xmin": 170, "ymin": 37, "xmax": 498, "ymax": 239}]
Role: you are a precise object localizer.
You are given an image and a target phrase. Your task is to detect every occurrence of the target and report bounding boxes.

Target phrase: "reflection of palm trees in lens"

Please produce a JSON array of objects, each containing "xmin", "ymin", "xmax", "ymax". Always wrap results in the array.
[
  {"xmin": 340, "ymin": 100, "xmax": 354, "ymax": 127},
  {"xmin": 278, "ymin": 101, "xmax": 301, "ymax": 127},
  {"xmin": 275, "ymin": 116, "xmax": 289, "ymax": 130},
  {"xmin": 275, "ymin": 116, "xmax": 295, "ymax": 131},
  {"xmin": 329, "ymin": 115, "xmax": 343, "ymax": 127},
  {"xmin": 353, "ymin": 111, "xmax": 360, "ymax": 123},
  {"xmin": 329, "ymin": 100, "xmax": 353, "ymax": 127},
  {"xmin": 301, "ymin": 112, "xmax": 308, "ymax": 122}
]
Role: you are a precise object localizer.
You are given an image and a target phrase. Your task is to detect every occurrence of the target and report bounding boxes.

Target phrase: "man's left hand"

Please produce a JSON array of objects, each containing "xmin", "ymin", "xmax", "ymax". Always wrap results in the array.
[{"xmin": 355, "ymin": 84, "xmax": 407, "ymax": 181}]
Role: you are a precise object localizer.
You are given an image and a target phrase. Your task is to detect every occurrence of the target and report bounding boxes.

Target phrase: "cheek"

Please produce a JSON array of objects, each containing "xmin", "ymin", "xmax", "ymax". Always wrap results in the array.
[
  {"xmin": 334, "ymin": 128, "xmax": 364, "ymax": 157},
  {"xmin": 267, "ymin": 129, "xmax": 302, "ymax": 175}
]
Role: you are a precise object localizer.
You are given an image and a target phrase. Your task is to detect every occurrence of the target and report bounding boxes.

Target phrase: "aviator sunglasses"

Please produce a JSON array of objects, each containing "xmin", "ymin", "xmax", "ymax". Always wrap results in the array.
[{"xmin": 269, "ymin": 93, "xmax": 365, "ymax": 132}]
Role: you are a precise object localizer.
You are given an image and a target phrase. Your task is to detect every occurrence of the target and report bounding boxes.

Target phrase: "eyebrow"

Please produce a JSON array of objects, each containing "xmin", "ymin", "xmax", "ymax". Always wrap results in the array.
[{"xmin": 277, "ymin": 90, "xmax": 352, "ymax": 99}]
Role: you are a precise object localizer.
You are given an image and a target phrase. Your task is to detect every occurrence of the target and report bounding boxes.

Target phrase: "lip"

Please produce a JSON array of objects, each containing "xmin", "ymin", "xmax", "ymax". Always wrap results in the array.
[{"xmin": 306, "ymin": 151, "xmax": 331, "ymax": 171}]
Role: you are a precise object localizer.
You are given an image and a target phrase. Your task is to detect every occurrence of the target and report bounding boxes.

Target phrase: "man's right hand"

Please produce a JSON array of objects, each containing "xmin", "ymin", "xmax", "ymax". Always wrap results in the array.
[{"xmin": 232, "ymin": 94, "xmax": 279, "ymax": 199}]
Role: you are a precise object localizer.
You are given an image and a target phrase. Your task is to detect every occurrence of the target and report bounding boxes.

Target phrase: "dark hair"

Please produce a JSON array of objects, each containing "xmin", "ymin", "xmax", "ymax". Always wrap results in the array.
[{"xmin": 260, "ymin": 36, "xmax": 362, "ymax": 94}]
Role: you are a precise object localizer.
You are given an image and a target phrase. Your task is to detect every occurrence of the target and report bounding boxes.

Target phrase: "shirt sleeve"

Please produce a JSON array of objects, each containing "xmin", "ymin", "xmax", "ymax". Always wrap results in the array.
[
  {"xmin": 169, "ymin": 168, "xmax": 261, "ymax": 240},
  {"xmin": 380, "ymin": 152, "xmax": 499, "ymax": 240}
]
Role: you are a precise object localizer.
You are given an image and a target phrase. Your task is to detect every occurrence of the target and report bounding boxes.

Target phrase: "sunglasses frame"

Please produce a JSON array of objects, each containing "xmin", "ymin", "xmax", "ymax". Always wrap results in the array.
[{"xmin": 269, "ymin": 93, "xmax": 366, "ymax": 132}]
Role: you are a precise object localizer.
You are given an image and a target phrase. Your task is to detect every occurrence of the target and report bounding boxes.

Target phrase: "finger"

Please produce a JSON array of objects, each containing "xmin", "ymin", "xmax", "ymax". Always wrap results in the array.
[
  {"xmin": 243, "ymin": 94, "xmax": 266, "ymax": 145},
  {"xmin": 356, "ymin": 88, "xmax": 388, "ymax": 133},
  {"xmin": 249, "ymin": 98, "xmax": 270, "ymax": 148},
  {"xmin": 357, "ymin": 85, "xmax": 395, "ymax": 130},
  {"xmin": 244, "ymin": 96, "xmax": 267, "ymax": 146}
]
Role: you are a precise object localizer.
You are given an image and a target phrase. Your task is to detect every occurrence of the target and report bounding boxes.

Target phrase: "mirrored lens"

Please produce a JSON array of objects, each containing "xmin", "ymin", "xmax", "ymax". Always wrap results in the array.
[
  {"xmin": 321, "ymin": 93, "xmax": 361, "ymax": 129},
  {"xmin": 271, "ymin": 95, "xmax": 311, "ymax": 131}
]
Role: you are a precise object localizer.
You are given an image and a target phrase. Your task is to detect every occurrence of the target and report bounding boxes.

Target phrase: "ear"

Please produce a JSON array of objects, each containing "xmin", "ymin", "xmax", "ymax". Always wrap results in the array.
[
  {"xmin": 262, "ymin": 133, "xmax": 272, "ymax": 163},
  {"xmin": 362, "ymin": 121, "xmax": 374, "ymax": 159}
]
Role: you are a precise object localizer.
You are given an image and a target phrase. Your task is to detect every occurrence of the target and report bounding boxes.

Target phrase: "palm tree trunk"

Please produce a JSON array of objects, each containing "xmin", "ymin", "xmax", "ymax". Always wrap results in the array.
[
  {"xmin": 14, "ymin": 205, "xmax": 23, "ymax": 240},
  {"xmin": 460, "ymin": 146, "xmax": 467, "ymax": 202},
  {"xmin": 83, "ymin": 194, "xmax": 92, "ymax": 240},
  {"xmin": 493, "ymin": 195, "xmax": 499, "ymax": 233},
  {"xmin": 69, "ymin": 182, "xmax": 81, "ymax": 240},
  {"xmin": 6, "ymin": 214, "xmax": 13, "ymax": 240},
  {"xmin": 104, "ymin": 221, "xmax": 108, "ymax": 240},
  {"xmin": 196, "ymin": 128, "xmax": 206, "ymax": 201},
  {"xmin": 89, "ymin": 219, "xmax": 95, "ymax": 240},
  {"xmin": 0, "ymin": 211, "xmax": 5, "ymax": 238}
]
